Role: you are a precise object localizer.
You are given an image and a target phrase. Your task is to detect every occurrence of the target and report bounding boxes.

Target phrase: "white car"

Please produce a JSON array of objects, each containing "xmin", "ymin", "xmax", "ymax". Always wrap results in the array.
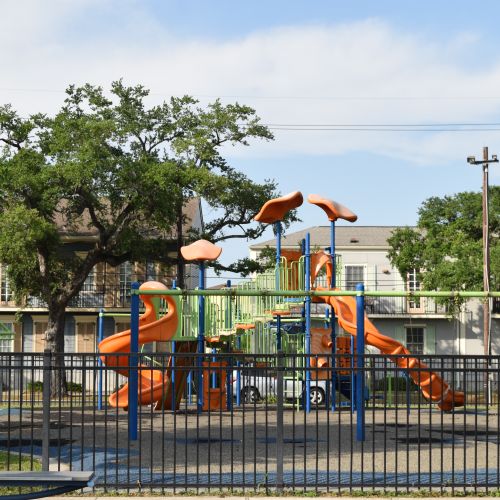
[{"xmin": 231, "ymin": 366, "xmax": 329, "ymax": 406}]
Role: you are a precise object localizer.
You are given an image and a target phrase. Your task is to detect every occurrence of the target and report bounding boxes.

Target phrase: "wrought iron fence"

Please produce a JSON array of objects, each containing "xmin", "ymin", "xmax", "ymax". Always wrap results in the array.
[{"xmin": 0, "ymin": 352, "xmax": 499, "ymax": 494}]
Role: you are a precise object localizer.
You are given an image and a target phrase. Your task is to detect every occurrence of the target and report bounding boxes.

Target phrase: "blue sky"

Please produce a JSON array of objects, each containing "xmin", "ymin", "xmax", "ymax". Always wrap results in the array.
[{"xmin": 1, "ymin": 0, "xmax": 500, "ymax": 283}]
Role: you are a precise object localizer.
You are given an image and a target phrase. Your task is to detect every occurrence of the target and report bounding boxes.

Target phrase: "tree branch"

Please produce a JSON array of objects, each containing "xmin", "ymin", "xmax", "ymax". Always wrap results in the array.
[{"xmin": 0, "ymin": 137, "xmax": 22, "ymax": 150}]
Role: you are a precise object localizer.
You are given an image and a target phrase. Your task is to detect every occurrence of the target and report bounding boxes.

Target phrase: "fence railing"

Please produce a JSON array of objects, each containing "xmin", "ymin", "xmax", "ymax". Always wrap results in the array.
[{"xmin": 1, "ymin": 352, "xmax": 499, "ymax": 494}]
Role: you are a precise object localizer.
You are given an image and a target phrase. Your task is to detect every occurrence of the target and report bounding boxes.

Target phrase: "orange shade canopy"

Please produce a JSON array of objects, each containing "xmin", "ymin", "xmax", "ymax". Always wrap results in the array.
[
  {"xmin": 180, "ymin": 239, "xmax": 222, "ymax": 262},
  {"xmin": 307, "ymin": 194, "xmax": 357, "ymax": 222},
  {"xmin": 254, "ymin": 191, "xmax": 304, "ymax": 224}
]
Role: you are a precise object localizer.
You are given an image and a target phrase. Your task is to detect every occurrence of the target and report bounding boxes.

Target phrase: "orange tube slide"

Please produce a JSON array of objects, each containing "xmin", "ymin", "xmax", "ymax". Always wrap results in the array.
[
  {"xmin": 315, "ymin": 288, "xmax": 465, "ymax": 411},
  {"xmin": 98, "ymin": 282, "xmax": 179, "ymax": 408}
]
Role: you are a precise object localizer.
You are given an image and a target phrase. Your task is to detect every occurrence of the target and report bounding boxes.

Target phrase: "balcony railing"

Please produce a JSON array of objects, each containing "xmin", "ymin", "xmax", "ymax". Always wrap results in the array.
[
  {"xmin": 365, "ymin": 296, "xmax": 449, "ymax": 315},
  {"xmin": 26, "ymin": 284, "xmax": 132, "ymax": 309}
]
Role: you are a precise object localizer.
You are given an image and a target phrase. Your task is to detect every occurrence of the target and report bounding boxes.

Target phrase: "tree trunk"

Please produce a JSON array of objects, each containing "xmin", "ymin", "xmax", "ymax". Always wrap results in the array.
[
  {"xmin": 176, "ymin": 201, "xmax": 185, "ymax": 289},
  {"xmin": 45, "ymin": 303, "xmax": 68, "ymax": 397}
]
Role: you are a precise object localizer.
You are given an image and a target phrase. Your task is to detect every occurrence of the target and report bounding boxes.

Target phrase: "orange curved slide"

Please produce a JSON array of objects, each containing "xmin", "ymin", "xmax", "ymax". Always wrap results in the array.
[
  {"xmin": 315, "ymin": 288, "xmax": 465, "ymax": 411},
  {"xmin": 98, "ymin": 281, "xmax": 179, "ymax": 408}
]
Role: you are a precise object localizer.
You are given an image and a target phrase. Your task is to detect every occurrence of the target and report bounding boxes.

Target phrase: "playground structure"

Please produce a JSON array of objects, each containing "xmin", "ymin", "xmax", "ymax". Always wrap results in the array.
[{"xmin": 98, "ymin": 190, "xmax": 466, "ymax": 437}]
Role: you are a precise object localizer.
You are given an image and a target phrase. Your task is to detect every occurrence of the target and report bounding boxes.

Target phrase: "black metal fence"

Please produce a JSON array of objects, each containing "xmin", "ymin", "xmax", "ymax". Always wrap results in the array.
[{"xmin": 1, "ymin": 352, "xmax": 499, "ymax": 494}]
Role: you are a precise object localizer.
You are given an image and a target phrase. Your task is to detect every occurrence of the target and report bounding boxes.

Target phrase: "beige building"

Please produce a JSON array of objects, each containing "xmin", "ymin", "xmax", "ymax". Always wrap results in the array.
[{"xmin": 0, "ymin": 198, "xmax": 203, "ymax": 353}]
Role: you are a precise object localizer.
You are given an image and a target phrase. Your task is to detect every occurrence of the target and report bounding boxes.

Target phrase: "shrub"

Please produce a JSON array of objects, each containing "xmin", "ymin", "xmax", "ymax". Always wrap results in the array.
[
  {"xmin": 26, "ymin": 381, "xmax": 83, "ymax": 393},
  {"xmin": 27, "ymin": 381, "xmax": 44, "ymax": 392}
]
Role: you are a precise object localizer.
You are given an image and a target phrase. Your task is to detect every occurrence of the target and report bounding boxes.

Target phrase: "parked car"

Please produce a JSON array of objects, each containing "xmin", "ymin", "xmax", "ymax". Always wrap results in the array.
[{"xmin": 231, "ymin": 366, "xmax": 329, "ymax": 406}]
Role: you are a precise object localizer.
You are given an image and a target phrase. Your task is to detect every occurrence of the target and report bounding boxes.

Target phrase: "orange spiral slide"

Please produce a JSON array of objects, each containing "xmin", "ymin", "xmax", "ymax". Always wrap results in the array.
[
  {"xmin": 315, "ymin": 288, "xmax": 465, "ymax": 411},
  {"xmin": 98, "ymin": 281, "xmax": 192, "ymax": 409}
]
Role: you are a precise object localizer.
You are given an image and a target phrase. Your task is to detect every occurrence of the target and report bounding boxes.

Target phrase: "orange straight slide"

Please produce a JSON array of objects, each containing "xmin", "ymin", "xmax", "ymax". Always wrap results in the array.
[
  {"xmin": 98, "ymin": 281, "xmax": 180, "ymax": 409},
  {"xmin": 315, "ymin": 288, "xmax": 465, "ymax": 411}
]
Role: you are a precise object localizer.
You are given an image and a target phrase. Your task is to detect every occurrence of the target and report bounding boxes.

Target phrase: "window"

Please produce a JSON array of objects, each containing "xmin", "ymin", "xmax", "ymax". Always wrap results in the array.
[
  {"xmin": 0, "ymin": 265, "xmax": 12, "ymax": 302},
  {"xmin": 145, "ymin": 261, "xmax": 157, "ymax": 281},
  {"xmin": 406, "ymin": 327, "xmax": 424, "ymax": 355},
  {"xmin": 82, "ymin": 267, "xmax": 95, "ymax": 292},
  {"xmin": 344, "ymin": 265, "xmax": 364, "ymax": 291},
  {"xmin": 120, "ymin": 261, "xmax": 132, "ymax": 305},
  {"xmin": 0, "ymin": 322, "xmax": 14, "ymax": 353},
  {"xmin": 407, "ymin": 269, "xmax": 421, "ymax": 309}
]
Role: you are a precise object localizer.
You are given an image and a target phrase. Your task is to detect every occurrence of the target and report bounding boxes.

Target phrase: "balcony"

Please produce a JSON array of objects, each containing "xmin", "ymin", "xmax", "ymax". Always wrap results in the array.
[
  {"xmin": 365, "ymin": 296, "xmax": 449, "ymax": 316},
  {"xmin": 26, "ymin": 283, "xmax": 132, "ymax": 309}
]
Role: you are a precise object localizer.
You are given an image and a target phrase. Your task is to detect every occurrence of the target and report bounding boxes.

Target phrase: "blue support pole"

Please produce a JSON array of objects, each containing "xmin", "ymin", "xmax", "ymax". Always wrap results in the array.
[
  {"xmin": 305, "ymin": 233, "xmax": 311, "ymax": 413},
  {"xmin": 197, "ymin": 261, "xmax": 205, "ymax": 413},
  {"xmin": 129, "ymin": 282, "xmax": 140, "ymax": 441},
  {"xmin": 97, "ymin": 308, "xmax": 104, "ymax": 411},
  {"xmin": 275, "ymin": 222, "xmax": 282, "ymax": 265},
  {"xmin": 187, "ymin": 371, "xmax": 192, "ymax": 405},
  {"xmin": 356, "ymin": 283, "xmax": 366, "ymax": 442},
  {"xmin": 171, "ymin": 279, "xmax": 177, "ymax": 412},
  {"xmin": 330, "ymin": 220, "xmax": 337, "ymax": 412},
  {"xmin": 226, "ymin": 280, "xmax": 232, "ymax": 329},
  {"xmin": 275, "ymin": 221, "xmax": 282, "ymax": 292},
  {"xmin": 236, "ymin": 334, "xmax": 241, "ymax": 407},
  {"xmin": 350, "ymin": 336, "xmax": 355, "ymax": 411},
  {"xmin": 211, "ymin": 348, "xmax": 217, "ymax": 387}
]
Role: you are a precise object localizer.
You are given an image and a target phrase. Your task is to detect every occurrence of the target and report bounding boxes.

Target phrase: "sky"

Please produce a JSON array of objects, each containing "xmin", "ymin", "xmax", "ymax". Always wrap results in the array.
[{"xmin": 2, "ymin": 0, "xmax": 500, "ymax": 284}]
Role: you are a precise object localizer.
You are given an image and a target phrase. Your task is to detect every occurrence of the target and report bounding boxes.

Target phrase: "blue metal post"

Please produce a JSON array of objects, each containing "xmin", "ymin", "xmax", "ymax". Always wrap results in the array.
[
  {"xmin": 275, "ymin": 221, "xmax": 282, "ymax": 292},
  {"xmin": 305, "ymin": 233, "xmax": 311, "ymax": 413},
  {"xmin": 197, "ymin": 261, "xmax": 205, "ymax": 413},
  {"xmin": 226, "ymin": 279, "xmax": 233, "ymax": 409},
  {"xmin": 187, "ymin": 371, "xmax": 192, "ymax": 405},
  {"xmin": 350, "ymin": 336, "xmax": 355, "ymax": 411},
  {"xmin": 171, "ymin": 279, "xmax": 176, "ymax": 412},
  {"xmin": 211, "ymin": 348, "xmax": 217, "ymax": 387},
  {"xmin": 226, "ymin": 280, "xmax": 232, "ymax": 329},
  {"xmin": 97, "ymin": 308, "xmax": 104, "ymax": 411},
  {"xmin": 275, "ymin": 222, "xmax": 282, "ymax": 265},
  {"xmin": 330, "ymin": 220, "xmax": 337, "ymax": 412},
  {"xmin": 129, "ymin": 282, "xmax": 140, "ymax": 441},
  {"xmin": 236, "ymin": 334, "xmax": 241, "ymax": 406},
  {"xmin": 356, "ymin": 283, "xmax": 366, "ymax": 442}
]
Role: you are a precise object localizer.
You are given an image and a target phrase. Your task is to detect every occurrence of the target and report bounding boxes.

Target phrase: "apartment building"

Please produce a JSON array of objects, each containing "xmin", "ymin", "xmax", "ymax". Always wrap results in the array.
[
  {"xmin": 0, "ymin": 198, "xmax": 203, "ymax": 354},
  {"xmin": 250, "ymin": 226, "xmax": 500, "ymax": 356}
]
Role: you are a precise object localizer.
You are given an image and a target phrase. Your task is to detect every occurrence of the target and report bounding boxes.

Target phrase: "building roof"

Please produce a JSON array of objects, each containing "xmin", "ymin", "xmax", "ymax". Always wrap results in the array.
[
  {"xmin": 250, "ymin": 226, "xmax": 408, "ymax": 250},
  {"xmin": 55, "ymin": 197, "xmax": 202, "ymax": 239}
]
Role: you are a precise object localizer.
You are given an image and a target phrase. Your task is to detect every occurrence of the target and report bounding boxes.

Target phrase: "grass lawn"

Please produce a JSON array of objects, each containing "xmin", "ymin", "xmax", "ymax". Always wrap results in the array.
[
  {"xmin": 0, "ymin": 450, "xmax": 42, "ymax": 496},
  {"xmin": 0, "ymin": 450, "xmax": 41, "ymax": 471}
]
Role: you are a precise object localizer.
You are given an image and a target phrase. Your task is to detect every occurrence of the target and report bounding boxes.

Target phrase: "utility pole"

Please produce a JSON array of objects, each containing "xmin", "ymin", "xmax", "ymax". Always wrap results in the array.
[{"xmin": 467, "ymin": 147, "xmax": 498, "ymax": 404}]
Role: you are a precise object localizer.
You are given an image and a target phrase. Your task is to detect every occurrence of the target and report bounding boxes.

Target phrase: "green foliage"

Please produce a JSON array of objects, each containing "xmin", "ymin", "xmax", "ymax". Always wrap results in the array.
[
  {"xmin": 388, "ymin": 188, "xmax": 500, "ymax": 312},
  {"xmin": 374, "ymin": 376, "xmax": 414, "ymax": 392},
  {"xmin": 27, "ymin": 381, "xmax": 44, "ymax": 392},
  {"xmin": 0, "ymin": 80, "xmax": 281, "ymax": 350},
  {"xmin": 26, "ymin": 380, "xmax": 83, "ymax": 393}
]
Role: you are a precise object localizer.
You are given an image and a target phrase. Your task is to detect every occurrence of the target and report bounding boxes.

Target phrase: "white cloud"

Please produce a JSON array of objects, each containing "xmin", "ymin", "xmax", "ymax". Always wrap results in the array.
[{"xmin": 2, "ymin": 4, "xmax": 500, "ymax": 170}]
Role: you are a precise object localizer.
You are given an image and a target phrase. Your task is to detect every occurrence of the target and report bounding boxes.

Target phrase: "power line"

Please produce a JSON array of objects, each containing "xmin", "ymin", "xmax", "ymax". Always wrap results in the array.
[{"xmin": 4, "ymin": 86, "xmax": 500, "ymax": 101}]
